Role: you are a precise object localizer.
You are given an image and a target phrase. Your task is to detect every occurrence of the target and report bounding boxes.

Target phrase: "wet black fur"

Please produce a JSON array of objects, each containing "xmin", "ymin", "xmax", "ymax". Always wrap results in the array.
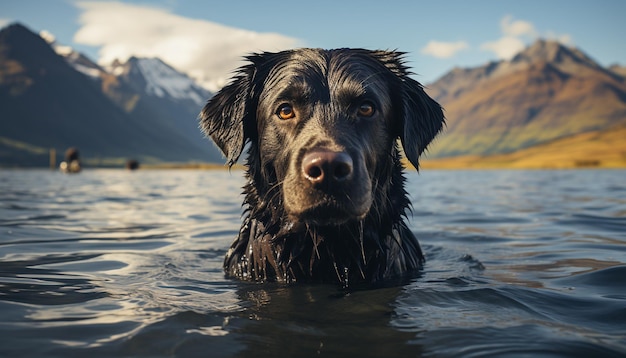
[{"xmin": 200, "ymin": 49, "xmax": 444, "ymax": 287}]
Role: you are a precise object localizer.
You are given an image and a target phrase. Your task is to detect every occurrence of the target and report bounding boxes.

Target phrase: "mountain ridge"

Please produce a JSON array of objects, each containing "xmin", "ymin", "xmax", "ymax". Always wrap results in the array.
[
  {"xmin": 2, "ymin": 22, "xmax": 625, "ymax": 168},
  {"xmin": 0, "ymin": 23, "xmax": 221, "ymax": 167},
  {"xmin": 111, "ymin": 57, "xmax": 208, "ymax": 105},
  {"xmin": 44, "ymin": 31, "xmax": 221, "ymax": 164},
  {"xmin": 426, "ymin": 39, "xmax": 626, "ymax": 158}
]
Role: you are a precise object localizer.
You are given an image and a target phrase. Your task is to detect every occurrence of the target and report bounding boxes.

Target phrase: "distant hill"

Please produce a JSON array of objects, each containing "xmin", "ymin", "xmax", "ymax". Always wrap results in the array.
[
  {"xmin": 426, "ymin": 39, "xmax": 626, "ymax": 158},
  {"xmin": 0, "ymin": 23, "xmax": 221, "ymax": 167},
  {"xmin": 422, "ymin": 125, "xmax": 626, "ymax": 169}
]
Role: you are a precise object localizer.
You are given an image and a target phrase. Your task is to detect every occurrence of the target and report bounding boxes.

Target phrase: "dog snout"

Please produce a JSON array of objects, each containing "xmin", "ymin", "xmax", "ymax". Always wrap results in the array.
[{"xmin": 302, "ymin": 150, "xmax": 354, "ymax": 186}]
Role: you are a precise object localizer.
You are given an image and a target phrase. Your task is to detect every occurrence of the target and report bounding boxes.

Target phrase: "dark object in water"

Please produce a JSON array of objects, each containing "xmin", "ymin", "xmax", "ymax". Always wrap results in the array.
[
  {"xmin": 126, "ymin": 159, "xmax": 140, "ymax": 170},
  {"xmin": 60, "ymin": 147, "xmax": 81, "ymax": 173},
  {"xmin": 200, "ymin": 49, "xmax": 444, "ymax": 287}
]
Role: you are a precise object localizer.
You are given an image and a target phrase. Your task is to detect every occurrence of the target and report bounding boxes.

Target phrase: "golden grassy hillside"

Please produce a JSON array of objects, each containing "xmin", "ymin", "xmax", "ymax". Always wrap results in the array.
[{"xmin": 421, "ymin": 125, "xmax": 626, "ymax": 169}]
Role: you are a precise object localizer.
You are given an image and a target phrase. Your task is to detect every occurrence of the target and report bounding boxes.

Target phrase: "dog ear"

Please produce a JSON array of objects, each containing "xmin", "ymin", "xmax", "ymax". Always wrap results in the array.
[
  {"xmin": 372, "ymin": 51, "xmax": 445, "ymax": 169},
  {"xmin": 398, "ymin": 77, "xmax": 445, "ymax": 169},
  {"xmin": 199, "ymin": 63, "xmax": 257, "ymax": 167}
]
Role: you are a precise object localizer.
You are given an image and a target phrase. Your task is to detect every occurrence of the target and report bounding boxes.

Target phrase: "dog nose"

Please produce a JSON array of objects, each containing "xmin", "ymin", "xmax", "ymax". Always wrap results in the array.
[{"xmin": 302, "ymin": 150, "xmax": 354, "ymax": 185}]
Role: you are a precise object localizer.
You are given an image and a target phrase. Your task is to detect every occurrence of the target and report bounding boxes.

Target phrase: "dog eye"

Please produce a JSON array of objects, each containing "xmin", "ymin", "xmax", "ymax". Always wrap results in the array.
[
  {"xmin": 276, "ymin": 104, "xmax": 296, "ymax": 120},
  {"xmin": 357, "ymin": 102, "xmax": 375, "ymax": 117}
]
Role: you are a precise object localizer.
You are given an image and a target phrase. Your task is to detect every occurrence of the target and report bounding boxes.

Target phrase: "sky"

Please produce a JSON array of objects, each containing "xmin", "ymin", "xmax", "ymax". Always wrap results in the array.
[{"xmin": 1, "ymin": 0, "xmax": 625, "ymax": 91}]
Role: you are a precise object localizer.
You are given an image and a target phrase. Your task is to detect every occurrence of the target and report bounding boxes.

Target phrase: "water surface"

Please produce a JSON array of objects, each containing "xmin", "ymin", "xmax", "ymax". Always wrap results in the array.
[{"xmin": 0, "ymin": 169, "xmax": 624, "ymax": 357}]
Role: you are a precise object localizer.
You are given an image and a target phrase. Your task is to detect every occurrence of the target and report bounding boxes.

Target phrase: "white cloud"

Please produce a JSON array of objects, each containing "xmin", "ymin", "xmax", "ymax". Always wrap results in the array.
[
  {"xmin": 73, "ymin": 1, "xmax": 301, "ymax": 91},
  {"xmin": 500, "ymin": 15, "xmax": 537, "ymax": 37},
  {"xmin": 546, "ymin": 31, "xmax": 573, "ymax": 45},
  {"xmin": 421, "ymin": 40, "xmax": 468, "ymax": 59},
  {"xmin": 482, "ymin": 15, "xmax": 572, "ymax": 60},
  {"xmin": 480, "ymin": 36, "xmax": 525, "ymax": 60},
  {"xmin": 0, "ymin": 18, "xmax": 11, "ymax": 28}
]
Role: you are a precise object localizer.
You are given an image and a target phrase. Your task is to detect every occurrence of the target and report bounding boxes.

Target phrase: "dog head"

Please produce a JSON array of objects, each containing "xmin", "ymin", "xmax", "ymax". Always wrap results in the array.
[{"xmin": 201, "ymin": 49, "xmax": 444, "ymax": 226}]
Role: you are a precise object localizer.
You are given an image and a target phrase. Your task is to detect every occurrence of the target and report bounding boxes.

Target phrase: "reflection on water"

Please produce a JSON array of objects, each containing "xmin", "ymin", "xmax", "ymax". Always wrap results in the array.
[{"xmin": 0, "ymin": 169, "xmax": 625, "ymax": 357}]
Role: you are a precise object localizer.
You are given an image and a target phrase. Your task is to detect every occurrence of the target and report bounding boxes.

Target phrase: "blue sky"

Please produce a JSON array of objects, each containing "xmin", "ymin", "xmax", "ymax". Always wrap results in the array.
[{"xmin": 2, "ymin": 0, "xmax": 625, "ymax": 90}]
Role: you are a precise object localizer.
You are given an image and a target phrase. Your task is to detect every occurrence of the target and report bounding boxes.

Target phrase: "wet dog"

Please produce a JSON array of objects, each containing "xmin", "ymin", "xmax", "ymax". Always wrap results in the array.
[{"xmin": 200, "ymin": 49, "xmax": 444, "ymax": 287}]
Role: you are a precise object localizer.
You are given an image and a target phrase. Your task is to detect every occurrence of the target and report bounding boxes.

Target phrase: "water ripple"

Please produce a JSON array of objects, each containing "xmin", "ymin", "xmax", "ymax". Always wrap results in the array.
[{"xmin": 0, "ymin": 169, "xmax": 625, "ymax": 357}]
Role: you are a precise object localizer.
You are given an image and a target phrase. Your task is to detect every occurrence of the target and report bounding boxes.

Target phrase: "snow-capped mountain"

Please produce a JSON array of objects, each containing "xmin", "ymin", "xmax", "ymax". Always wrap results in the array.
[
  {"xmin": 40, "ymin": 30, "xmax": 212, "ymax": 109},
  {"xmin": 0, "ymin": 24, "xmax": 222, "ymax": 162},
  {"xmin": 109, "ymin": 57, "xmax": 210, "ymax": 106},
  {"xmin": 44, "ymin": 39, "xmax": 218, "ymax": 161},
  {"xmin": 39, "ymin": 30, "xmax": 104, "ymax": 80},
  {"xmin": 108, "ymin": 57, "xmax": 214, "ymax": 157},
  {"xmin": 1, "ymin": 23, "xmax": 224, "ymax": 166}
]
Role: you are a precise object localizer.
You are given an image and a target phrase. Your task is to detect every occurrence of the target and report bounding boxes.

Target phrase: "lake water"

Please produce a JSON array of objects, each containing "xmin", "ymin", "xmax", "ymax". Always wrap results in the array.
[{"xmin": 0, "ymin": 169, "xmax": 625, "ymax": 357}]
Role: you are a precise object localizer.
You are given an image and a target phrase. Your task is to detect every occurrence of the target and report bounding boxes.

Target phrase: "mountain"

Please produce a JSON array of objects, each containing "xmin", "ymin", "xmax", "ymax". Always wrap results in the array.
[
  {"xmin": 426, "ymin": 39, "xmax": 626, "ymax": 158},
  {"xmin": 422, "ymin": 124, "xmax": 626, "ymax": 169},
  {"xmin": 40, "ymin": 30, "xmax": 146, "ymax": 114},
  {"xmin": 41, "ymin": 27, "xmax": 223, "ymax": 164},
  {"xmin": 609, "ymin": 64, "xmax": 626, "ymax": 79},
  {"xmin": 40, "ymin": 30, "xmax": 104, "ymax": 80},
  {"xmin": 0, "ymin": 23, "xmax": 221, "ymax": 167},
  {"xmin": 108, "ymin": 57, "xmax": 213, "ymax": 155},
  {"xmin": 109, "ymin": 57, "xmax": 209, "ymax": 106}
]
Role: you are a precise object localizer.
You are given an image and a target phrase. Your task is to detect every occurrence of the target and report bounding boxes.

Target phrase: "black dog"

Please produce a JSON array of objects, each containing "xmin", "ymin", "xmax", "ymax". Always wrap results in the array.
[{"xmin": 200, "ymin": 49, "xmax": 444, "ymax": 287}]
